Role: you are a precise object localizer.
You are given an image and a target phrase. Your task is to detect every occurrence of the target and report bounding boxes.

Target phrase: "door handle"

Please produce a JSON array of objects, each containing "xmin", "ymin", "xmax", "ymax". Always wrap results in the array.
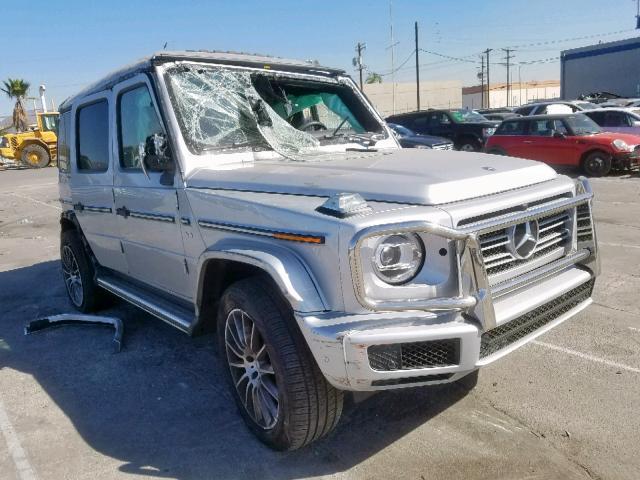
[{"xmin": 116, "ymin": 206, "xmax": 130, "ymax": 218}]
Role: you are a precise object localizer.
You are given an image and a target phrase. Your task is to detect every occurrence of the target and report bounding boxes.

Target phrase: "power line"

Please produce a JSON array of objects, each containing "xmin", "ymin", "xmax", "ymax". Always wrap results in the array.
[
  {"xmin": 379, "ymin": 49, "xmax": 416, "ymax": 76},
  {"xmin": 505, "ymin": 28, "xmax": 634, "ymax": 49}
]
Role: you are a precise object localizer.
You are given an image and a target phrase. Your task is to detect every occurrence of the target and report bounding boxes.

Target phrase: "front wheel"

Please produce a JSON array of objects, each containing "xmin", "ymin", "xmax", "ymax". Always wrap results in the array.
[
  {"xmin": 458, "ymin": 139, "xmax": 481, "ymax": 152},
  {"xmin": 60, "ymin": 229, "xmax": 102, "ymax": 312},
  {"xmin": 582, "ymin": 151, "xmax": 612, "ymax": 177},
  {"xmin": 217, "ymin": 278, "xmax": 343, "ymax": 450},
  {"xmin": 20, "ymin": 144, "xmax": 50, "ymax": 168}
]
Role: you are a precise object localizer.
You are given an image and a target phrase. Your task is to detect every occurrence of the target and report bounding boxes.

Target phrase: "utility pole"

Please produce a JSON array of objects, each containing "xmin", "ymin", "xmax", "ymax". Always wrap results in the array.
[
  {"xmin": 502, "ymin": 48, "xmax": 513, "ymax": 107},
  {"xmin": 355, "ymin": 42, "xmax": 366, "ymax": 91},
  {"xmin": 484, "ymin": 49, "xmax": 492, "ymax": 108},
  {"xmin": 636, "ymin": 0, "xmax": 640, "ymax": 29},
  {"xmin": 387, "ymin": 1, "xmax": 399, "ymax": 114},
  {"xmin": 415, "ymin": 21, "xmax": 420, "ymax": 111},
  {"xmin": 478, "ymin": 56, "xmax": 485, "ymax": 109}
]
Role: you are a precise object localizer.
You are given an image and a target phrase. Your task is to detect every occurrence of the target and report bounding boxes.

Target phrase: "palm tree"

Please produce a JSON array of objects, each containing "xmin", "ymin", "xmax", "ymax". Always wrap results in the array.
[
  {"xmin": 1, "ymin": 78, "xmax": 30, "ymax": 132},
  {"xmin": 365, "ymin": 72, "xmax": 383, "ymax": 84}
]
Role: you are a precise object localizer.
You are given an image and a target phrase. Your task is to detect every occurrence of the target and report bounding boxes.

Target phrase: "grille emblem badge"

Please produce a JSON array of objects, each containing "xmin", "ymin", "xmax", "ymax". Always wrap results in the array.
[{"xmin": 507, "ymin": 220, "xmax": 539, "ymax": 259}]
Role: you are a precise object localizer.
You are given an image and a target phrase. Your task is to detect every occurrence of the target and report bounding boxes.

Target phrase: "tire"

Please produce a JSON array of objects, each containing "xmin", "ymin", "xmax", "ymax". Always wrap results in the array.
[
  {"xmin": 60, "ymin": 229, "xmax": 102, "ymax": 312},
  {"xmin": 20, "ymin": 144, "xmax": 50, "ymax": 168},
  {"xmin": 457, "ymin": 138, "xmax": 481, "ymax": 152},
  {"xmin": 581, "ymin": 150, "xmax": 612, "ymax": 177},
  {"xmin": 217, "ymin": 277, "xmax": 343, "ymax": 451}
]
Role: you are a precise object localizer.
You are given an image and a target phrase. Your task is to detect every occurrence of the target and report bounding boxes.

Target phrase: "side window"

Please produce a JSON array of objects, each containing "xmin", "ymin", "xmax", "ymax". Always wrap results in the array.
[
  {"xmin": 76, "ymin": 100, "xmax": 109, "ymax": 172},
  {"xmin": 552, "ymin": 119, "xmax": 569, "ymax": 135},
  {"xmin": 515, "ymin": 105, "xmax": 534, "ymax": 116},
  {"xmin": 587, "ymin": 111, "xmax": 604, "ymax": 125},
  {"xmin": 604, "ymin": 112, "xmax": 627, "ymax": 127},
  {"xmin": 118, "ymin": 85, "xmax": 164, "ymax": 169},
  {"xmin": 495, "ymin": 121, "xmax": 525, "ymax": 135},
  {"xmin": 57, "ymin": 111, "xmax": 71, "ymax": 173},
  {"xmin": 529, "ymin": 120, "xmax": 554, "ymax": 136},
  {"xmin": 437, "ymin": 113, "xmax": 451, "ymax": 125},
  {"xmin": 411, "ymin": 116, "xmax": 428, "ymax": 130}
]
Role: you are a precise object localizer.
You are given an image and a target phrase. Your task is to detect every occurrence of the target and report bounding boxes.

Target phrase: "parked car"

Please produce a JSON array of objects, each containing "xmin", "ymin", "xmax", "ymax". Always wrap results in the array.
[
  {"xmin": 476, "ymin": 108, "xmax": 514, "ymax": 115},
  {"xmin": 387, "ymin": 123, "xmax": 453, "ymax": 149},
  {"xmin": 583, "ymin": 108, "xmax": 640, "ymax": 136},
  {"xmin": 485, "ymin": 113, "xmax": 640, "ymax": 176},
  {"xmin": 58, "ymin": 50, "xmax": 599, "ymax": 450},
  {"xmin": 386, "ymin": 109, "xmax": 499, "ymax": 151},
  {"xmin": 514, "ymin": 101, "xmax": 598, "ymax": 116}
]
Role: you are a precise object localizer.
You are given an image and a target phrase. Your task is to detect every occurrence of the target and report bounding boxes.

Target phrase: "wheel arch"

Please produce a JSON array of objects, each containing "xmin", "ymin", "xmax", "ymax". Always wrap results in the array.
[
  {"xmin": 579, "ymin": 147, "xmax": 611, "ymax": 166},
  {"xmin": 17, "ymin": 138, "xmax": 50, "ymax": 155},
  {"xmin": 193, "ymin": 239, "xmax": 328, "ymax": 334}
]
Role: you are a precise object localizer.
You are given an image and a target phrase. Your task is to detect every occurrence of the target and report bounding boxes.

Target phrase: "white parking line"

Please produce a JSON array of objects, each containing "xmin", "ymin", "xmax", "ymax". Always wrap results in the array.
[
  {"xmin": 533, "ymin": 340, "xmax": 640, "ymax": 374},
  {"xmin": 599, "ymin": 241, "xmax": 640, "ymax": 250},
  {"xmin": 0, "ymin": 192, "xmax": 61, "ymax": 211},
  {"xmin": 0, "ymin": 396, "xmax": 38, "ymax": 480}
]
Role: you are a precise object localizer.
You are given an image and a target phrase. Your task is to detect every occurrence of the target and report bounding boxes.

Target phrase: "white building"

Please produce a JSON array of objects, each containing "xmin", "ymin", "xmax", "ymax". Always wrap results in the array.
[
  {"xmin": 462, "ymin": 80, "xmax": 560, "ymax": 110},
  {"xmin": 363, "ymin": 80, "xmax": 462, "ymax": 117}
]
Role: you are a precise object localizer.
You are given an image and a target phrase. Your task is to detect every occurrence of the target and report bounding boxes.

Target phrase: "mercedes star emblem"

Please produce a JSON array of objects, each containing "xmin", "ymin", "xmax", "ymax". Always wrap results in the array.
[{"xmin": 507, "ymin": 220, "xmax": 539, "ymax": 259}]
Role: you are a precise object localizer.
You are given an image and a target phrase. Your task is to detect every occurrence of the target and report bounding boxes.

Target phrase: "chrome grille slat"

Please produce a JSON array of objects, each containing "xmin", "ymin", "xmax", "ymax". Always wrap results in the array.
[{"xmin": 476, "ymin": 202, "xmax": 577, "ymax": 281}]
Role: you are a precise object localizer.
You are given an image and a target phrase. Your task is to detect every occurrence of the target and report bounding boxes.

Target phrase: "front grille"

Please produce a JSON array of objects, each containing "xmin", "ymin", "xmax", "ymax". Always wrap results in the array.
[
  {"xmin": 576, "ymin": 203, "xmax": 593, "ymax": 242},
  {"xmin": 480, "ymin": 279, "xmax": 594, "ymax": 358},
  {"xmin": 10, "ymin": 137, "xmax": 18, "ymax": 148},
  {"xmin": 368, "ymin": 339, "xmax": 460, "ymax": 371},
  {"xmin": 479, "ymin": 209, "xmax": 571, "ymax": 277},
  {"xmin": 432, "ymin": 143, "xmax": 453, "ymax": 151}
]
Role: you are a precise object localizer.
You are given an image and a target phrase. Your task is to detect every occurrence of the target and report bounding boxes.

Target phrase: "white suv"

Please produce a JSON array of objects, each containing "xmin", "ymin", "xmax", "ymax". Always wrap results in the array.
[{"xmin": 57, "ymin": 51, "xmax": 599, "ymax": 450}]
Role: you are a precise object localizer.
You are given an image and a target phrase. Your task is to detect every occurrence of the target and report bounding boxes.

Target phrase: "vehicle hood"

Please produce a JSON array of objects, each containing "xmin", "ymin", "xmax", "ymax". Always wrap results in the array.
[
  {"xmin": 589, "ymin": 132, "xmax": 640, "ymax": 145},
  {"xmin": 185, "ymin": 149, "xmax": 557, "ymax": 206}
]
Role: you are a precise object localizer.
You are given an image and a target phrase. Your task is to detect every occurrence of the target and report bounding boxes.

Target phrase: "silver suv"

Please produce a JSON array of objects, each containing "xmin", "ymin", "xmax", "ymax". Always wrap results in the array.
[{"xmin": 57, "ymin": 51, "xmax": 599, "ymax": 450}]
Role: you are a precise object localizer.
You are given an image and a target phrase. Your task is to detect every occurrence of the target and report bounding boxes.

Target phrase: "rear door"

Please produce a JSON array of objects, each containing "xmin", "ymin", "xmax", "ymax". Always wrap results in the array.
[
  {"xmin": 493, "ymin": 120, "xmax": 530, "ymax": 157},
  {"xmin": 112, "ymin": 74, "xmax": 191, "ymax": 299},
  {"xmin": 69, "ymin": 92, "xmax": 127, "ymax": 273}
]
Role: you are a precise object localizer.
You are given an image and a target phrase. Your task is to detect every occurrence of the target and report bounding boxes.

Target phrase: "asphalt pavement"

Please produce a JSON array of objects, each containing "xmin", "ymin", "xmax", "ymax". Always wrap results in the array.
[{"xmin": 0, "ymin": 167, "xmax": 638, "ymax": 480}]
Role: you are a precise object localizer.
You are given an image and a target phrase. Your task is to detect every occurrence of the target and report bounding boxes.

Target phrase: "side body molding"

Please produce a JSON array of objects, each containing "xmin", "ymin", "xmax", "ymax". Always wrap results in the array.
[{"xmin": 195, "ymin": 239, "xmax": 328, "ymax": 315}]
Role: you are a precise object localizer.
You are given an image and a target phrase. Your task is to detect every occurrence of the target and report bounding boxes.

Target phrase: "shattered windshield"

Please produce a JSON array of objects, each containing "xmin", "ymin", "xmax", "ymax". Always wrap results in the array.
[
  {"xmin": 164, "ymin": 64, "xmax": 383, "ymax": 160},
  {"xmin": 449, "ymin": 109, "xmax": 489, "ymax": 123}
]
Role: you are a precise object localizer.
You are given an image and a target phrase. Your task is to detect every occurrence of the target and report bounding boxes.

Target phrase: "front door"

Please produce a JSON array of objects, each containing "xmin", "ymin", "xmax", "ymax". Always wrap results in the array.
[{"xmin": 112, "ymin": 75, "xmax": 190, "ymax": 299}]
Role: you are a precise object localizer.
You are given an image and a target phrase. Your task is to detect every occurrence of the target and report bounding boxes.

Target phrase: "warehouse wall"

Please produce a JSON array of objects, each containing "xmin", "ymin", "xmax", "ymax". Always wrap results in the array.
[
  {"xmin": 561, "ymin": 37, "xmax": 640, "ymax": 99},
  {"xmin": 463, "ymin": 83, "xmax": 560, "ymax": 109},
  {"xmin": 363, "ymin": 80, "xmax": 461, "ymax": 117}
]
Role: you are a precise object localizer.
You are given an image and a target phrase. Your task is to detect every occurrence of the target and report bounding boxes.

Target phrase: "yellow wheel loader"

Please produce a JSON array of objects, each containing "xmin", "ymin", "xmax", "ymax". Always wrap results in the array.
[{"xmin": 0, "ymin": 112, "xmax": 58, "ymax": 168}]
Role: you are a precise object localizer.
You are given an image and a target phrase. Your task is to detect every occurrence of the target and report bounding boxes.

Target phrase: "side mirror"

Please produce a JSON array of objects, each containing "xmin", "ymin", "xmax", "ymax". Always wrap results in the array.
[
  {"xmin": 553, "ymin": 131, "xmax": 566, "ymax": 139},
  {"xmin": 632, "ymin": 120, "xmax": 640, "ymax": 127},
  {"xmin": 139, "ymin": 133, "xmax": 174, "ymax": 185}
]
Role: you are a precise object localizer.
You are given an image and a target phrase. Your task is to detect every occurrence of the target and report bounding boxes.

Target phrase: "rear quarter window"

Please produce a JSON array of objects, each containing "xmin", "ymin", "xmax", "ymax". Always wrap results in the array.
[
  {"xmin": 76, "ymin": 100, "xmax": 109, "ymax": 172},
  {"xmin": 57, "ymin": 111, "xmax": 71, "ymax": 173}
]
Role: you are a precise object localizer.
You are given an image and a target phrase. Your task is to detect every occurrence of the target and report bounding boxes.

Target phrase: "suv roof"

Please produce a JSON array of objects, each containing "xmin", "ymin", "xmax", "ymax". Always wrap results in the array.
[
  {"xmin": 503, "ymin": 113, "xmax": 584, "ymax": 121},
  {"xmin": 60, "ymin": 50, "xmax": 345, "ymax": 110}
]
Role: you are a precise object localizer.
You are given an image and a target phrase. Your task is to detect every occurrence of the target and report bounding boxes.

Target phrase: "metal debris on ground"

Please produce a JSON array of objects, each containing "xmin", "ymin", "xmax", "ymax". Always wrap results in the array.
[{"xmin": 24, "ymin": 313, "xmax": 124, "ymax": 352}]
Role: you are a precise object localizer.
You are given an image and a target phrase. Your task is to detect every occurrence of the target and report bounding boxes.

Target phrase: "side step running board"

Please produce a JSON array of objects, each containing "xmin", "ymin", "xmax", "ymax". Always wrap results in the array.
[{"xmin": 97, "ymin": 275, "xmax": 194, "ymax": 334}]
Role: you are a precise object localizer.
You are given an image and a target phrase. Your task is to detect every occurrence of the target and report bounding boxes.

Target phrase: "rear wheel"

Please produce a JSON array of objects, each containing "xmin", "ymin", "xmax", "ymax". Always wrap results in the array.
[
  {"xmin": 217, "ymin": 277, "xmax": 343, "ymax": 450},
  {"xmin": 582, "ymin": 151, "xmax": 612, "ymax": 177},
  {"xmin": 20, "ymin": 144, "xmax": 50, "ymax": 168}
]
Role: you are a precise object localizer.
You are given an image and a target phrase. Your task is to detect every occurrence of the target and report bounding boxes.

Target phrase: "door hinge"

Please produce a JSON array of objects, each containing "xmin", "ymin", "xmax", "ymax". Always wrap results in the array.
[
  {"xmin": 175, "ymin": 190, "xmax": 180, "ymax": 210},
  {"xmin": 120, "ymin": 241, "xmax": 125, "ymax": 254},
  {"xmin": 183, "ymin": 259, "xmax": 189, "ymax": 274}
]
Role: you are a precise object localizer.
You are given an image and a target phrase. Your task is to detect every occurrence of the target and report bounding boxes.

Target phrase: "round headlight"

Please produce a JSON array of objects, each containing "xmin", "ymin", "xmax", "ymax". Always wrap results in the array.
[
  {"xmin": 612, "ymin": 139, "xmax": 631, "ymax": 151},
  {"xmin": 371, "ymin": 233, "xmax": 424, "ymax": 285}
]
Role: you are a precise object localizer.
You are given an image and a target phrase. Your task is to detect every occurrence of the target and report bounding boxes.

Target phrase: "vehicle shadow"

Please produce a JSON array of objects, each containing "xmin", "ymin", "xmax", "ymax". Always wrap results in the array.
[{"xmin": 0, "ymin": 261, "xmax": 474, "ymax": 479}]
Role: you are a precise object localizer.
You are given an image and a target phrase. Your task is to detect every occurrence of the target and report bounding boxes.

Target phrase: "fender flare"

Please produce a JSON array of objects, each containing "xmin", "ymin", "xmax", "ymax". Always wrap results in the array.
[{"xmin": 195, "ymin": 238, "xmax": 328, "ymax": 315}]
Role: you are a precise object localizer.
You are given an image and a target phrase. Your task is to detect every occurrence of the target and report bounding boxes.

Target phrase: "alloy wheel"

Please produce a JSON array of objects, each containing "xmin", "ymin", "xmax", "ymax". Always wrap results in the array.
[
  {"xmin": 61, "ymin": 245, "xmax": 83, "ymax": 307},
  {"xmin": 224, "ymin": 308, "xmax": 280, "ymax": 429}
]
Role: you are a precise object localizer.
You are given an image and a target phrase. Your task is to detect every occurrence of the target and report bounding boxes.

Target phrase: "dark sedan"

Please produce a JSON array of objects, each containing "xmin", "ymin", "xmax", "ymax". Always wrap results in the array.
[{"xmin": 387, "ymin": 123, "xmax": 454, "ymax": 150}]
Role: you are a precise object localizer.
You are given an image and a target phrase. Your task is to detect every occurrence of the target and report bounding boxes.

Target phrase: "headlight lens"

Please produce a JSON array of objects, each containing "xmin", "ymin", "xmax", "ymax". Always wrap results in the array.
[
  {"xmin": 612, "ymin": 139, "xmax": 631, "ymax": 151},
  {"xmin": 371, "ymin": 233, "xmax": 424, "ymax": 284}
]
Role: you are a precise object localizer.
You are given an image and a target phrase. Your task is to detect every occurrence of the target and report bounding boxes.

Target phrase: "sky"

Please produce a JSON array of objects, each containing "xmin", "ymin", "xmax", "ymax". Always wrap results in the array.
[{"xmin": 1, "ymin": 0, "xmax": 639, "ymax": 116}]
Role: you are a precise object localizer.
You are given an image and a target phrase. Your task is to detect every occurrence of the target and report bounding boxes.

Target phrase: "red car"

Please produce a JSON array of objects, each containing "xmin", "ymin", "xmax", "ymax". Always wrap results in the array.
[{"xmin": 484, "ymin": 113, "xmax": 640, "ymax": 176}]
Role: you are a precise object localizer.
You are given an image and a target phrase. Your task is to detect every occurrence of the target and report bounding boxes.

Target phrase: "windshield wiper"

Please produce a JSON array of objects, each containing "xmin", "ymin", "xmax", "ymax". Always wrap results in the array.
[{"xmin": 327, "ymin": 117, "xmax": 349, "ymax": 138}]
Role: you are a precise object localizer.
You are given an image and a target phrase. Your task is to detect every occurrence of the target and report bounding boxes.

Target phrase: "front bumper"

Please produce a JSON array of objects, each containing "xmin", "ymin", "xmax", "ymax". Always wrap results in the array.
[
  {"xmin": 296, "ymin": 178, "xmax": 599, "ymax": 391},
  {"xmin": 297, "ymin": 265, "xmax": 594, "ymax": 391},
  {"xmin": 613, "ymin": 151, "xmax": 640, "ymax": 169}
]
